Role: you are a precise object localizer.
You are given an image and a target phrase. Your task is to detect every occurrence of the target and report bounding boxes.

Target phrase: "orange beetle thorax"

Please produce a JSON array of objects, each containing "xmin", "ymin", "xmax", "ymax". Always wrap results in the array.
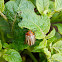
[{"xmin": 25, "ymin": 31, "xmax": 34, "ymax": 36}]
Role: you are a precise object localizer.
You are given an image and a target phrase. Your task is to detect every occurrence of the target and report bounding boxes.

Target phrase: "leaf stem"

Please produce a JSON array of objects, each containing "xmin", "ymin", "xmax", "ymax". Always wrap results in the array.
[
  {"xmin": 24, "ymin": 50, "xmax": 37, "ymax": 62},
  {"xmin": 0, "ymin": 11, "xmax": 8, "ymax": 22}
]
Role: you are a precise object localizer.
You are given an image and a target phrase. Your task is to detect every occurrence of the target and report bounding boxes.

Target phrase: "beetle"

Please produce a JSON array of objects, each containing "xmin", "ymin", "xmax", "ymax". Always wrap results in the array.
[{"xmin": 25, "ymin": 30, "xmax": 35, "ymax": 46}]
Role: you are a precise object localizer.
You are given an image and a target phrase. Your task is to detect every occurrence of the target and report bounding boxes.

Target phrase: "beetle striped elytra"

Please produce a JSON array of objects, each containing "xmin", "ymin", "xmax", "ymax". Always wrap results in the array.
[{"xmin": 25, "ymin": 30, "xmax": 35, "ymax": 46}]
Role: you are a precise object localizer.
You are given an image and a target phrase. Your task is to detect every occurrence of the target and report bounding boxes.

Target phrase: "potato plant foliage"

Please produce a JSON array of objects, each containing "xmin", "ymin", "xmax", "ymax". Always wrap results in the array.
[{"xmin": 0, "ymin": 0, "xmax": 62, "ymax": 62}]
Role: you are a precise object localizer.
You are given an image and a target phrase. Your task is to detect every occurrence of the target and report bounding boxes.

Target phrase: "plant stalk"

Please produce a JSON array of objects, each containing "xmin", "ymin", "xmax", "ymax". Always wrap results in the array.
[{"xmin": 0, "ymin": 11, "xmax": 8, "ymax": 22}]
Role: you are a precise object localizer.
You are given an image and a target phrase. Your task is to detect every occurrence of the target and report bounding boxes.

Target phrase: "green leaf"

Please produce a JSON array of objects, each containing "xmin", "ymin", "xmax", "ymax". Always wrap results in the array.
[
  {"xmin": 55, "ymin": 32, "xmax": 61, "ymax": 39},
  {"xmin": 51, "ymin": 12, "xmax": 60, "ymax": 23},
  {"xmin": 3, "ymin": 43, "xmax": 11, "ymax": 49},
  {"xmin": 54, "ymin": 23, "xmax": 62, "ymax": 35},
  {"xmin": 27, "ymin": 0, "xmax": 36, "ymax": 6},
  {"xmin": 52, "ymin": 53, "xmax": 62, "ymax": 62},
  {"xmin": 53, "ymin": 40, "xmax": 62, "ymax": 53},
  {"xmin": 55, "ymin": 0, "xmax": 62, "ymax": 11},
  {"xmin": 0, "ymin": 0, "xmax": 4, "ymax": 12},
  {"xmin": 15, "ymin": 0, "xmax": 21, "ymax": 6},
  {"xmin": 39, "ymin": 39, "xmax": 47, "ymax": 48},
  {"xmin": 47, "ymin": 36, "xmax": 57, "ymax": 44},
  {"xmin": 18, "ymin": 10, "xmax": 50, "ymax": 39},
  {"xmin": 0, "ymin": 40, "xmax": 2, "ymax": 50},
  {"xmin": 43, "ymin": 48, "xmax": 51, "ymax": 62},
  {"xmin": 36, "ymin": 0, "xmax": 49, "ymax": 14},
  {"xmin": 4, "ymin": 1, "xmax": 18, "ymax": 21},
  {"xmin": 3, "ymin": 49, "xmax": 22, "ymax": 62},
  {"xmin": 47, "ymin": 32, "xmax": 61, "ymax": 48},
  {"xmin": 47, "ymin": 32, "xmax": 61, "ymax": 49},
  {"xmin": 49, "ymin": 1, "xmax": 54, "ymax": 11},
  {"xmin": 0, "ymin": 16, "xmax": 10, "ymax": 32},
  {"xmin": 44, "ymin": 48, "xmax": 51, "ymax": 58},
  {"xmin": 46, "ymin": 28, "xmax": 56, "ymax": 39},
  {"xmin": 18, "ymin": 0, "xmax": 35, "ymax": 13},
  {"xmin": 32, "ymin": 39, "xmax": 47, "ymax": 52},
  {"xmin": 51, "ymin": 11, "xmax": 62, "ymax": 23}
]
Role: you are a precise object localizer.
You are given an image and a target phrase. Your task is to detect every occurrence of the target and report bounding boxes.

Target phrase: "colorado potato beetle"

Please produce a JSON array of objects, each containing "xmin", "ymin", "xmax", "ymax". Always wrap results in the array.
[{"xmin": 25, "ymin": 31, "xmax": 35, "ymax": 46}]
